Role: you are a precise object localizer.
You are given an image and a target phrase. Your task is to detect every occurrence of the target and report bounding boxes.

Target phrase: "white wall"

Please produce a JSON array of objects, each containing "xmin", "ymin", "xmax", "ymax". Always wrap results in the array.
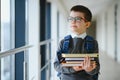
[
  {"xmin": 97, "ymin": 4, "xmax": 115, "ymax": 59},
  {"xmin": 28, "ymin": 0, "xmax": 40, "ymax": 80},
  {"xmin": 96, "ymin": 0, "xmax": 120, "ymax": 62},
  {"xmin": 117, "ymin": 0, "xmax": 120, "ymax": 62},
  {"xmin": 96, "ymin": 12, "xmax": 106, "ymax": 52},
  {"xmin": 106, "ymin": 4, "xmax": 115, "ymax": 59}
]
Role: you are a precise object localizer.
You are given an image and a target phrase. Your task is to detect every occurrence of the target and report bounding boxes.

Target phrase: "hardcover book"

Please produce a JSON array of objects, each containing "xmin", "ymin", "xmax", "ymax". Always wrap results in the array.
[
  {"xmin": 62, "ymin": 53, "xmax": 99, "ymax": 58},
  {"xmin": 61, "ymin": 53, "xmax": 98, "ymax": 67}
]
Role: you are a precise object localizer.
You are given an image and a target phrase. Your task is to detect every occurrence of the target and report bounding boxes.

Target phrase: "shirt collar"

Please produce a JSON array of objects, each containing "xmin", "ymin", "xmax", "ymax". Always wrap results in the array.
[{"xmin": 71, "ymin": 32, "xmax": 87, "ymax": 39}]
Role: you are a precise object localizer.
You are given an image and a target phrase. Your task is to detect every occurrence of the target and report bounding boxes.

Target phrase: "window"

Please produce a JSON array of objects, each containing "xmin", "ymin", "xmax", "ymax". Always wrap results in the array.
[
  {"xmin": 1, "ymin": 0, "xmax": 11, "ymax": 80},
  {"xmin": 1, "ymin": 0, "xmax": 15, "ymax": 80}
]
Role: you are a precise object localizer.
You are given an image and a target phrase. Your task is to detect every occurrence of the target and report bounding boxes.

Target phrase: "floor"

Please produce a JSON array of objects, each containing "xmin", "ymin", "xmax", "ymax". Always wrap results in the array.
[{"xmin": 99, "ymin": 52, "xmax": 120, "ymax": 80}]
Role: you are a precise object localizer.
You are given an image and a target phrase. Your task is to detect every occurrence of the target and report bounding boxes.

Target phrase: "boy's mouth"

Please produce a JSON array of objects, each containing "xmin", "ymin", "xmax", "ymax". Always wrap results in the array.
[{"xmin": 71, "ymin": 25, "xmax": 77, "ymax": 28}]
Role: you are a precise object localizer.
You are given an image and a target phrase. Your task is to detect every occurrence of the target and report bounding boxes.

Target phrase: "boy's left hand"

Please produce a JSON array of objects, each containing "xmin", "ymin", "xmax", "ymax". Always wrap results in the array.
[{"xmin": 82, "ymin": 56, "xmax": 96, "ymax": 72}]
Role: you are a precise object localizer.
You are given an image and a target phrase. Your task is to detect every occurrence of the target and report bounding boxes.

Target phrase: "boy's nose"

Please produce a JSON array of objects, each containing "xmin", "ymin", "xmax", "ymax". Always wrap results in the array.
[{"xmin": 71, "ymin": 19, "xmax": 76, "ymax": 23}]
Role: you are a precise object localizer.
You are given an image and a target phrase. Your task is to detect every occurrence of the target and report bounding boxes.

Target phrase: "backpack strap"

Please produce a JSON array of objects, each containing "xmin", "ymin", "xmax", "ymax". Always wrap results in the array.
[
  {"xmin": 62, "ymin": 35, "xmax": 72, "ymax": 53},
  {"xmin": 84, "ymin": 35, "xmax": 95, "ymax": 53},
  {"xmin": 57, "ymin": 35, "xmax": 72, "ymax": 63}
]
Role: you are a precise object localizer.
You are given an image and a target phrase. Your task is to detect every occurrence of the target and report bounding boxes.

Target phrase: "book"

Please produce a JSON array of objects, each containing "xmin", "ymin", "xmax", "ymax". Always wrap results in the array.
[
  {"xmin": 60, "ymin": 53, "xmax": 98, "ymax": 67},
  {"xmin": 62, "ymin": 53, "xmax": 99, "ymax": 58},
  {"xmin": 61, "ymin": 63, "xmax": 82, "ymax": 67},
  {"xmin": 65, "ymin": 61, "xmax": 95, "ymax": 64},
  {"xmin": 65, "ymin": 57, "xmax": 94, "ymax": 61},
  {"xmin": 61, "ymin": 61, "xmax": 96, "ymax": 66}
]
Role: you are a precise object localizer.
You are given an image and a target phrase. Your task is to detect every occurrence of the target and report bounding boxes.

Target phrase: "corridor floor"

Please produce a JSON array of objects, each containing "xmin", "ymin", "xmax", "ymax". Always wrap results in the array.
[{"xmin": 99, "ymin": 52, "xmax": 120, "ymax": 80}]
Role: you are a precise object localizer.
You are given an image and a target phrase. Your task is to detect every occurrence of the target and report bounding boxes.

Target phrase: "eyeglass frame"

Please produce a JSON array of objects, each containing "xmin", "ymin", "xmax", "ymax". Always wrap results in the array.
[{"xmin": 67, "ymin": 16, "xmax": 87, "ymax": 22}]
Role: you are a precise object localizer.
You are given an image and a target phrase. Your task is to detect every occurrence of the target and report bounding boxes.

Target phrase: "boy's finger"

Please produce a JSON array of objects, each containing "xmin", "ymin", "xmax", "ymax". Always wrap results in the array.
[{"xmin": 85, "ymin": 56, "xmax": 90, "ymax": 67}]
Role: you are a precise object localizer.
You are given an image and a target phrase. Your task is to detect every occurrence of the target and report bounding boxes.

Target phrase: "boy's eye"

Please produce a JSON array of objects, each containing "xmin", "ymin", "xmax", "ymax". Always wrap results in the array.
[
  {"xmin": 75, "ymin": 17, "xmax": 82, "ymax": 21},
  {"xmin": 67, "ymin": 17, "xmax": 74, "ymax": 21}
]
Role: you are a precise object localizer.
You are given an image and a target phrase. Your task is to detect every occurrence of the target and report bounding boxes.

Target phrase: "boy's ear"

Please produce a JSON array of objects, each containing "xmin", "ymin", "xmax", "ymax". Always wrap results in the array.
[{"xmin": 85, "ymin": 22, "xmax": 91, "ymax": 28}]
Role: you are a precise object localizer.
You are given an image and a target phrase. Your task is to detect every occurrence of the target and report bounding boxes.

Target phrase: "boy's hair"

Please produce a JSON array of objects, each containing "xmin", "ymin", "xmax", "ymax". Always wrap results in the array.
[{"xmin": 70, "ymin": 5, "xmax": 92, "ymax": 22}]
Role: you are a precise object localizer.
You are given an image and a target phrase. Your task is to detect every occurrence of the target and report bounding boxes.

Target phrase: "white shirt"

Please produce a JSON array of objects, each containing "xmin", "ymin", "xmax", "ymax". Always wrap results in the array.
[{"xmin": 71, "ymin": 32, "xmax": 87, "ymax": 39}]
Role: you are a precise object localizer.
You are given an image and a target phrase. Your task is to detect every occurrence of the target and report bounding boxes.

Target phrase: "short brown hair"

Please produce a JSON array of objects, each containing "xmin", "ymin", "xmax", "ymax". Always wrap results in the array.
[{"xmin": 71, "ymin": 5, "xmax": 92, "ymax": 22}]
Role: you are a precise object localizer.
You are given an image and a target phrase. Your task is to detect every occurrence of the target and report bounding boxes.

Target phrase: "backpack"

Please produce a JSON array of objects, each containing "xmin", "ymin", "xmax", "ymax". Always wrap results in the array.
[{"xmin": 57, "ymin": 35, "xmax": 99, "ymax": 80}]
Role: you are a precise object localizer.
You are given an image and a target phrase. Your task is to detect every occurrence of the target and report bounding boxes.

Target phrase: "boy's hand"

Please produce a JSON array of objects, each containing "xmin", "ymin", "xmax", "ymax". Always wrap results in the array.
[
  {"xmin": 72, "ymin": 66, "xmax": 83, "ymax": 71},
  {"xmin": 72, "ymin": 56, "xmax": 96, "ymax": 72},
  {"xmin": 82, "ymin": 56, "xmax": 96, "ymax": 72}
]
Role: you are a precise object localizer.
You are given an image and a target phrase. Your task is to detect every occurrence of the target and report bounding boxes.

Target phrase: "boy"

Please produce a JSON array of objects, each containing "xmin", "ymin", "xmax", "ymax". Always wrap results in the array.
[{"xmin": 54, "ymin": 5, "xmax": 100, "ymax": 80}]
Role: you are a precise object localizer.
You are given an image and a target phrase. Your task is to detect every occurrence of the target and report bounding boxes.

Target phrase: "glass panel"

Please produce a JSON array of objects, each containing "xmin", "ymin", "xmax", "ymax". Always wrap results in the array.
[{"xmin": 1, "ymin": 0, "xmax": 12, "ymax": 80}]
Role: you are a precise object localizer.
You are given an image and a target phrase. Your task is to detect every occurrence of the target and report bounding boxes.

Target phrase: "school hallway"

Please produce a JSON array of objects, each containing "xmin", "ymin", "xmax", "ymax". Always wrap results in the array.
[
  {"xmin": 1, "ymin": 0, "xmax": 120, "ymax": 80},
  {"xmin": 99, "ymin": 51, "xmax": 120, "ymax": 80}
]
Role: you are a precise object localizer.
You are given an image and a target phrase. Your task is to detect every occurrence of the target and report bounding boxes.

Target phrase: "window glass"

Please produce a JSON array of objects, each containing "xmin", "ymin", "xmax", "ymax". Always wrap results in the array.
[{"xmin": 1, "ymin": 0, "xmax": 12, "ymax": 80}]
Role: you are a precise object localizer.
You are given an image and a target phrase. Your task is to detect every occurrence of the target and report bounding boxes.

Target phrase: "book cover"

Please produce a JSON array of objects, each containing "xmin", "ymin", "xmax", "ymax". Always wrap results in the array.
[
  {"xmin": 61, "ymin": 61, "xmax": 95, "ymax": 67},
  {"xmin": 61, "ymin": 63, "xmax": 82, "ymax": 67},
  {"xmin": 65, "ymin": 57, "xmax": 94, "ymax": 61},
  {"xmin": 62, "ymin": 53, "xmax": 99, "ymax": 58}
]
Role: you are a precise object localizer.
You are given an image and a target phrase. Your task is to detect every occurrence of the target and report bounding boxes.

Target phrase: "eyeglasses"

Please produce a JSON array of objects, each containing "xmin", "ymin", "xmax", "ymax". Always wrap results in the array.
[{"xmin": 67, "ymin": 16, "xmax": 86, "ymax": 22}]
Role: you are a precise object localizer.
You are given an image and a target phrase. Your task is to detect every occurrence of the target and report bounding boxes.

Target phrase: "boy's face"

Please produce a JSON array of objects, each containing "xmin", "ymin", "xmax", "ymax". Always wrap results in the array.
[{"xmin": 68, "ymin": 11, "xmax": 91, "ymax": 35}]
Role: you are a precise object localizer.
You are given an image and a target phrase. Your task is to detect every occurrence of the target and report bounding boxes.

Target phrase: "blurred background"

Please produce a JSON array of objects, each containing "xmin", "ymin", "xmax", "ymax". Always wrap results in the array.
[{"xmin": 0, "ymin": 0, "xmax": 120, "ymax": 80}]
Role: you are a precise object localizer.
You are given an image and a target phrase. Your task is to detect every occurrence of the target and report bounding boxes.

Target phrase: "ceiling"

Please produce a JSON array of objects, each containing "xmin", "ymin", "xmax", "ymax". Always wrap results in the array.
[{"xmin": 61, "ymin": 0, "xmax": 114, "ymax": 17}]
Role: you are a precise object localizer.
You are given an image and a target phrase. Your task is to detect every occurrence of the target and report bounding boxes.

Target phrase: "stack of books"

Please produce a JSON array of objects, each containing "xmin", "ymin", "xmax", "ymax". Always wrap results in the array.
[{"xmin": 61, "ymin": 53, "xmax": 99, "ymax": 67}]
